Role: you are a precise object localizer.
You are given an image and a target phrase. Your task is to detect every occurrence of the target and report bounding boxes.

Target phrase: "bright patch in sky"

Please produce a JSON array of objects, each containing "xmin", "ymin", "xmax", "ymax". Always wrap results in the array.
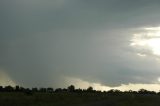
[
  {"xmin": 137, "ymin": 53, "xmax": 146, "ymax": 57},
  {"xmin": 131, "ymin": 27, "xmax": 160, "ymax": 56},
  {"xmin": 0, "ymin": 70, "xmax": 16, "ymax": 86},
  {"xmin": 158, "ymin": 77, "xmax": 160, "ymax": 82},
  {"xmin": 65, "ymin": 77, "xmax": 160, "ymax": 92}
]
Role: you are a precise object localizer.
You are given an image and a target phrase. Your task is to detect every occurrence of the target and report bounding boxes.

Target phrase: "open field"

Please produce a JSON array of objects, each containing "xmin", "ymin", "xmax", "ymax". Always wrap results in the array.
[{"xmin": 0, "ymin": 92, "xmax": 160, "ymax": 106}]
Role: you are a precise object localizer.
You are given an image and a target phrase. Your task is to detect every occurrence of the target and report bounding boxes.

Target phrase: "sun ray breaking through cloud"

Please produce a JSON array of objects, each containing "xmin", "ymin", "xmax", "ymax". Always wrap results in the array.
[{"xmin": 131, "ymin": 26, "xmax": 160, "ymax": 57}]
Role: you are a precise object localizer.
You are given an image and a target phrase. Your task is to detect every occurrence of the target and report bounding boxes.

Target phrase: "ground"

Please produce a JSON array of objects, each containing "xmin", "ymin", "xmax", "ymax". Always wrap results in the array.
[{"xmin": 0, "ymin": 92, "xmax": 160, "ymax": 106}]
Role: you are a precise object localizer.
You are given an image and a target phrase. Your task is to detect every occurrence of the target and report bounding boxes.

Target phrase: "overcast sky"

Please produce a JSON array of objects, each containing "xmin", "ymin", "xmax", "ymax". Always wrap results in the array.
[{"xmin": 1, "ymin": 0, "xmax": 160, "ymax": 91}]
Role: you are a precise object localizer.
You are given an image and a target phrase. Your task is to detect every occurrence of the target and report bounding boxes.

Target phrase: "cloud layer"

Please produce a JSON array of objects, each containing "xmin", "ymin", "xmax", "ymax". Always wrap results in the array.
[{"xmin": 1, "ymin": 0, "xmax": 160, "ymax": 89}]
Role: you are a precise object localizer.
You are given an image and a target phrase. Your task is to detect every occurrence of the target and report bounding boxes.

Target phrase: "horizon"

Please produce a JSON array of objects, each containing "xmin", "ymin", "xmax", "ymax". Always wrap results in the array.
[{"xmin": 0, "ymin": 84, "xmax": 160, "ymax": 93}]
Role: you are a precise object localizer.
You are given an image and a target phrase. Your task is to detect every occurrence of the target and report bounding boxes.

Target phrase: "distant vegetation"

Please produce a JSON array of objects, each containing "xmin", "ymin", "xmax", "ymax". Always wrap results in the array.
[
  {"xmin": 0, "ymin": 85, "xmax": 160, "ymax": 106},
  {"xmin": 0, "ymin": 85, "xmax": 158, "ymax": 94}
]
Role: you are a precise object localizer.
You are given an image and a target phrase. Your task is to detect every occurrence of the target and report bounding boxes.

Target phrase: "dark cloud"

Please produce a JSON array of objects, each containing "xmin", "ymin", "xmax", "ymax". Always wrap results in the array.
[{"xmin": 1, "ymin": 0, "xmax": 160, "ymax": 87}]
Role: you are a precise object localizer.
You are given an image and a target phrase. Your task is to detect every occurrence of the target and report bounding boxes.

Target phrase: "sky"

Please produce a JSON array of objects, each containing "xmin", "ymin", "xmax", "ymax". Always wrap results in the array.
[{"xmin": 1, "ymin": 0, "xmax": 160, "ymax": 91}]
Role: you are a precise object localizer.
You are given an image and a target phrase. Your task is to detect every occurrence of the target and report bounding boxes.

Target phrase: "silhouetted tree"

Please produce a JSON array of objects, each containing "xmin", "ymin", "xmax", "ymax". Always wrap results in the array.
[
  {"xmin": 113, "ymin": 89, "xmax": 121, "ymax": 93},
  {"xmin": 24, "ymin": 88, "xmax": 33, "ymax": 95},
  {"xmin": 55, "ymin": 88, "xmax": 62, "ymax": 92},
  {"xmin": 62, "ymin": 88, "xmax": 68, "ymax": 92},
  {"xmin": 39, "ymin": 88, "xmax": 47, "ymax": 92},
  {"xmin": 19, "ymin": 87, "xmax": 25, "ymax": 92},
  {"xmin": 157, "ymin": 91, "xmax": 160, "ymax": 95},
  {"xmin": 4, "ymin": 86, "xmax": 14, "ymax": 92},
  {"xmin": 128, "ymin": 90, "xmax": 133, "ymax": 93},
  {"xmin": 138, "ymin": 89, "xmax": 149, "ymax": 94},
  {"xmin": 47, "ymin": 88, "xmax": 54, "ymax": 93},
  {"xmin": 75, "ymin": 88, "xmax": 83, "ymax": 93},
  {"xmin": 87, "ymin": 86, "xmax": 93, "ymax": 92},
  {"xmin": 107, "ymin": 89, "xmax": 121, "ymax": 95},
  {"xmin": 15, "ymin": 85, "xmax": 20, "ymax": 92},
  {"xmin": 67, "ymin": 85, "xmax": 75, "ymax": 92},
  {"xmin": 107, "ymin": 89, "xmax": 115, "ymax": 93},
  {"xmin": 32, "ymin": 88, "xmax": 38, "ymax": 92},
  {"xmin": 0, "ymin": 86, "xmax": 3, "ymax": 92}
]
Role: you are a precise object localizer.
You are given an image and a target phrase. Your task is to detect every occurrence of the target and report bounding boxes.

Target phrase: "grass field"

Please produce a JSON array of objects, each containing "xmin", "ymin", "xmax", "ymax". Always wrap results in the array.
[{"xmin": 0, "ymin": 92, "xmax": 160, "ymax": 106}]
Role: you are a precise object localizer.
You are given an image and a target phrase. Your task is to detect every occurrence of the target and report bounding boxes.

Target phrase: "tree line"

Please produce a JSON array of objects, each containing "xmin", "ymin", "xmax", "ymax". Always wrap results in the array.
[
  {"xmin": 0, "ymin": 85, "xmax": 159, "ymax": 95},
  {"xmin": 0, "ymin": 85, "xmax": 93, "ymax": 93}
]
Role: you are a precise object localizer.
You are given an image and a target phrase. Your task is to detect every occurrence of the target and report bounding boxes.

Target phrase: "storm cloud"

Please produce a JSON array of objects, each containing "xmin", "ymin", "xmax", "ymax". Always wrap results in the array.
[{"xmin": 1, "ymin": 0, "xmax": 160, "ymax": 89}]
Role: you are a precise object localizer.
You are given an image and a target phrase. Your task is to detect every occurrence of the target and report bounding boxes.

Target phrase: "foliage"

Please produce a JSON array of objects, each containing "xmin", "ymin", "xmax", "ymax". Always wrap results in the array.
[{"xmin": 0, "ymin": 85, "xmax": 160, "ymax": 106}]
